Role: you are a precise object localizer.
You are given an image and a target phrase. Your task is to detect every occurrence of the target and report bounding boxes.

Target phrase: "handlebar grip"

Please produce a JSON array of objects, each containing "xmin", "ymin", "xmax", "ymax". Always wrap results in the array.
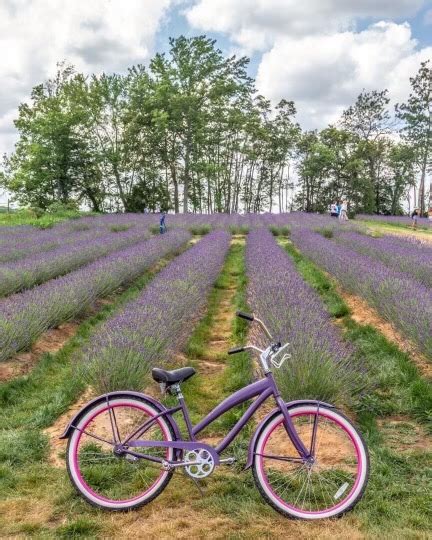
[
  {"xmin": 228, "ymin": 346, "xmax": 245, "ymax": 355},
  {"xmin": 236, "ymin": 311, "xmax": 254, "ymax": 322}
]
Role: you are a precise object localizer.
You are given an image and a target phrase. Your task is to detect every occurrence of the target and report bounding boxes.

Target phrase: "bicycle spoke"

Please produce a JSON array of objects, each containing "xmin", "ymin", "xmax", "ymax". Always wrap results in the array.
[{"xmin": 258, "ymin": 411, "xmax": 362, "ymax": 515}]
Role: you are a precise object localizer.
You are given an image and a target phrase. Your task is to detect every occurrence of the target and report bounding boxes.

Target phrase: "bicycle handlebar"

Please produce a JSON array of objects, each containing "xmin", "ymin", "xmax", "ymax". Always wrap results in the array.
[
  {"xmin": 236, "ymin": 311, "xmax": 254, "ymax": 321},
  {"xmin": 228, "ymin": 346, "xmax": 245, "ymax": 355}
]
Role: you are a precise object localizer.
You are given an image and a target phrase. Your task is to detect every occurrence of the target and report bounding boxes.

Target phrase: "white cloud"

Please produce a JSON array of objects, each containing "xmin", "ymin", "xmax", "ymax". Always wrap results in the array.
[
  {"xmin": 0, "ymin": 0, "xmax": 173, "ymax": 155},
  {"xmin": 186, "ymin": 0, "xmax": 426, "ymax": 53},
  {"xmin": 256, "ymin": 22, "xmax": 432, "ymax": 129}
]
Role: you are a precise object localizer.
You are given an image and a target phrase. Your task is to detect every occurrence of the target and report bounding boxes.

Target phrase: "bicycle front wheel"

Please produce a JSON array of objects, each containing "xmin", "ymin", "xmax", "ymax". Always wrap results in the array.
[
  {"xmin": 66, "ymin": 396, "xmax": 175, "ymax": 510},
  {"xmin": 253, "ymin": 404, "xmax": 369, "ymax": 519}
]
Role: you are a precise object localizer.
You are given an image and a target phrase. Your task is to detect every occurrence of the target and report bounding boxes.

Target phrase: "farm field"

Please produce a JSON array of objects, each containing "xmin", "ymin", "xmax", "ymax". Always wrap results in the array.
[{"xmin": 0, "ymin": 213, "xmax": 431, "ymax": 539}]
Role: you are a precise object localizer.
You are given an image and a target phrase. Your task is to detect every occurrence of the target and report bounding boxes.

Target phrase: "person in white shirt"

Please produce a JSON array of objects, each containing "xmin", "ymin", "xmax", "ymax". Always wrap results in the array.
[
  {"xmin": 339, "ymin": 200, "xmax": 348, "ymax": 221},
  {"xmin": 330, "ymin": 202, "xmax": 338, "ymax": 217}
]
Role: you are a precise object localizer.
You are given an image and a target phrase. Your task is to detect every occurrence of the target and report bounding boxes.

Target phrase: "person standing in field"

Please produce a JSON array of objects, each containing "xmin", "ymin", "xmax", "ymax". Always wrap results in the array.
[
  {"xmin": 330, "ymin": 202, "xmax": 338, "ymax": 217},
  {"xmin": 159, "ymin": 212, "xmax": 167, "ymax": 234},
  {"xmin": 339, "ymin": 200, "xmax": 348, "ymax": 222},
  {"xmin": 411, "ymin": 208, "xmax": 419, "ymax": 229}
]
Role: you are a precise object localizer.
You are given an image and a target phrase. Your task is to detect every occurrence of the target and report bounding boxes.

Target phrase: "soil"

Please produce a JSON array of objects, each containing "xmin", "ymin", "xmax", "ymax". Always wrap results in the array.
[
  {"xmin": 44, "ymin": 388, "xmax": 96, "ymax": 467},
  {"xmin": 0, "ymin": 250, "xmax": 185, "ymax": 384},
  {"xmin": 377, "ymin": 415, "xmax": 432, "ymax": 453},
  {"xmin": 338, "ymin": 289, "xmax": 432, "ymax": 379},
  {"xmin": 0, "ymin": 322, "xmax": 78, "ymax": 381},
  {"xmin": 3, "ymin": 236, "xmax": 373, "ymax": 538}
]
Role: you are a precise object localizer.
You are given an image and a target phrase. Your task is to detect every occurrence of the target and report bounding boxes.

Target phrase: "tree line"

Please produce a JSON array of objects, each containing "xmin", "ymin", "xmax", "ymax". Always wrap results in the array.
[{"xmin": 1, "ymin": 36, "xmax": 431, "ymax": 215}]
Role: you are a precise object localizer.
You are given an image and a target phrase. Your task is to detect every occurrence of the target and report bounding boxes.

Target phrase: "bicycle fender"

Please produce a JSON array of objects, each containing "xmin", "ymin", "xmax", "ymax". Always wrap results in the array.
[
  {"xmin": 244, "ymin": 399, "xmax": 334, "ymax": 470},
  {"xmin": 59, "ymin": 391, "xmax": 182, "ymax": 441}
]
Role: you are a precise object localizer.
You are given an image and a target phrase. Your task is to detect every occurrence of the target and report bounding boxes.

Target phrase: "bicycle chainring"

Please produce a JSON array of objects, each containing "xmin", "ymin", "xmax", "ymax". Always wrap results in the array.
[{"xmin": 184, "ymin": 448, "xmax": 215, "ymax": 479}]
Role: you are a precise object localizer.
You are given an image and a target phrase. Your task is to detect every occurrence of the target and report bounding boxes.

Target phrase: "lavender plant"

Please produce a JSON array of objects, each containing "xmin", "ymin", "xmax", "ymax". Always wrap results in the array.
[
  {"xmin": 0, "ymin": 224, "xmax": 116, "ymax": 263},
  {"xmin": 245, "ymin": 230, "xmax": 361, "ymax": 404},
  {"xmin": 356, "ymin": 214, "xmax": 431, "ymax": 229},
  {"xmin": 0, "ymin": 226, "xmax": 152, "ymax": 297},
  {"xmin": 292, "ymin": 228, "xmax": 432, "ymax": 361},
  {"xmin": 81, "ymin": 230, "xmax": 231, "ymax": 392},
  {"xmin": 334, "ymin": 230, "xmax": 432, "ymax": 288},
  {"xmin": 0, "ymin": 230, "xmax": 190, "ymax": 362}
]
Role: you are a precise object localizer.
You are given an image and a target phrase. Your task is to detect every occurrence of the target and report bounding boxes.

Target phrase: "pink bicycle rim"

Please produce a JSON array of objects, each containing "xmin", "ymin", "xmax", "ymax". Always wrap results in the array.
[
  {"xmin": 72, "ymin": 401, "xmax": 170, "ymax": 505},
  {"xmin": 258, "ymin": 409, "xmax": 363, "ymax": 516}
]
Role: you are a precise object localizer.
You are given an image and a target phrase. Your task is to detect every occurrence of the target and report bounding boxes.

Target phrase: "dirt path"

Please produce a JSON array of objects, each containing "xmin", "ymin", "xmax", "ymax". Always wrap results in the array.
[
  {"xmin": 0, "ymin": 244, "xmax": 196, "ymax": 383},
  {"xmin": 337, "ymin": 288, "xmax": 432, "ymax": 379}
]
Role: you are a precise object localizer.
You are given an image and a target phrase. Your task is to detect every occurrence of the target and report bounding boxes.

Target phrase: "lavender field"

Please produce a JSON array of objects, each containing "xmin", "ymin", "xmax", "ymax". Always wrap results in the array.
[
  {"xmin": 0, "ymin": 211, "xmax": 430, "ymax": 368},
  {"xmin": 0, "ymin": 211, "xmax": 431, "ymax": 538}
]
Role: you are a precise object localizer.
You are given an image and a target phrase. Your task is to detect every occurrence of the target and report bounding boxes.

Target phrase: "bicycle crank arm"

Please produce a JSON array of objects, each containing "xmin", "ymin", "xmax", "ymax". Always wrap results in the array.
[{"xmin": 162, "ymin": 457, "xmax": 236, "ymax": 470}]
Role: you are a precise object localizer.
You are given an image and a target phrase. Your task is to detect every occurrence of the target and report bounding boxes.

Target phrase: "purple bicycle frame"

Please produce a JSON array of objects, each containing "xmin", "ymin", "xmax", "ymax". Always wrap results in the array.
[{"xmin": 124, "ymin": 371, "xmax": 310, "ymax": 464}]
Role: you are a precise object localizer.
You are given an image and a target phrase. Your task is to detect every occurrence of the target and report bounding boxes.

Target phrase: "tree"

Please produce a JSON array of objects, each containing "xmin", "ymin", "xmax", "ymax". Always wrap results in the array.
[
  {"xmin": 340, "ymin": 89, "xmax": 393, "ymax": 213},
  {"xmin": 2, "ymin": 64, "xmax": 85, "ymax": 208},
  {"xmin": 386, "ymin": 143, "xmax": 416, "ymax": 215},
  {"xmin": 396, "ymin": 60, "xmax": 432, "ymax": 215}
]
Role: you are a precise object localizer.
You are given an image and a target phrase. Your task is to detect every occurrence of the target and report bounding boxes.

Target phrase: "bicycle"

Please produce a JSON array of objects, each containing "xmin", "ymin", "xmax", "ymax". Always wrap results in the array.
[{"xmin": 61, "ymin": 311, "xmax": 369, "ymax": 520}]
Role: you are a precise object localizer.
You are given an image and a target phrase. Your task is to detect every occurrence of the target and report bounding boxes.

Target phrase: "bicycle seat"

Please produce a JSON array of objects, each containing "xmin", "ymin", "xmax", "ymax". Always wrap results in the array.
[{"xmin": 151, "ymin": 367, "xmax": 196, "ymax": 385}]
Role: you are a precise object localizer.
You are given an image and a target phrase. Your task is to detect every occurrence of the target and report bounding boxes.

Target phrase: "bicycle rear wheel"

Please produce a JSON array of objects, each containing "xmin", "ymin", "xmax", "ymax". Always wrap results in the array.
[
  {"xmin": 66, "ymin": 396, "xmax": 175, "ymax": 510},
  {"xmin": 253, "ymin": 404, "xmax": 369, "ymax": 519}
]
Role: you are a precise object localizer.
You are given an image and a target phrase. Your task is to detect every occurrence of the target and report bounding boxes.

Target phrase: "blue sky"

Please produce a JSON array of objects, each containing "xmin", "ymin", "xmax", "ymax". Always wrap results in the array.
[{"xmin": 1, "ymin": 0, "xmax": 432, "ymax": 203}]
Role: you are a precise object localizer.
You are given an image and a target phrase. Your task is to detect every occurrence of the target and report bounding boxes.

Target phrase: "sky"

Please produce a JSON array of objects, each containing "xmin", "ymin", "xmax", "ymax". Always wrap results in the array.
[{"xmin": 1, "ymin": 0, "xmax": 432, "ymax": 204}]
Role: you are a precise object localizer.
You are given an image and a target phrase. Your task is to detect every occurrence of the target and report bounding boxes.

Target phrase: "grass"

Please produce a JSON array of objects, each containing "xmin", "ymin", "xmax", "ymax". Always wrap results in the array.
[
  {"xmin": 109, "ymin": 224, "xmax": 132, "ymax": 232},
  {"xmin": 358, "ymin": 218, "xmax": 432, "ymax": 235},
  {"xmin": 269, "ymin": 225, "xmax": 290, "ymax": 237},
  {"xmin": 279, "ymin": 239, "xmax": 432, "ymax": 429},
  {"xmin": 0, "ymin": 248, "xmax": 188, "ymax": 445},
  {"xmin": 315, "ymin": 225, "xmax": 335, "ymax": 238},
  {"xmin": 189, "ymin": 224, "xmax": 212, "ymax": 235},
  {"xmin": 182, "ymin": 241, "xmax": 252, "ymax": 427},
  {"xmin": 0, "ymin": 209, "xmax": 94, "ymax": 228},
  {"xmin": 228, "ymin": 225, "xmax": 249, "ymax": 235},
  {"xmin": 278, "ymin": 237, "xmax": 432, "ymax": 534},
  {"xmin": 1, "ymin": 231, "xmax": 431, "ymax": 537}
]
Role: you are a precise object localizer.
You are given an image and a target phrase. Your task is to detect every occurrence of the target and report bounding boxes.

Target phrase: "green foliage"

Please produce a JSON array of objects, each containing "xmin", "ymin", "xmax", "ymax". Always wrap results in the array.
[
  {"xmin": 396, "ymin": 60, "xmax": 432, "ymax": 214},
  {"xmin": 228, "ymin": 225, "xmax": 249, "ymax": 235},
  {"xmin": 0, "ymin": 38, "xmax": 428, "ymax": 219},
  {"xmin": 269, "ymin": 225, "xmax": 290, "ymax": 236},
  {"xmin": 316, "ymin": 225, "xmax": 334, "ymax": 238},
  {"xmin": 109, "ymin": 224, "xmax": 131, "ymax": 233},
  {"xmin": 283, "ymin": 239, "xmax": 432, "ymax": 428},
  {"xmin": 189, "ymin": 224, "xmax": 211, "ymax": 235}
]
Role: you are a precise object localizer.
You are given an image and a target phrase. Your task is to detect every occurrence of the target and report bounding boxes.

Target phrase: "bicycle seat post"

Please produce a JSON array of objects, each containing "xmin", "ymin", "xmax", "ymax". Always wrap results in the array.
[{"xmin": 171, "ymin": 383, "xmax": 195, "ymax": 440}]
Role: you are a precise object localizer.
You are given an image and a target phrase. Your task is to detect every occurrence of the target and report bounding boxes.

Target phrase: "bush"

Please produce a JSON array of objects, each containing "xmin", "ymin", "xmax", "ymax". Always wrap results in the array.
[
  {"xmin": 189, "ymin": 224, "xmax": 211, "ymax": 235},
  {"xmin": 110, "ymin": 224, "xmax": 132, "ymax": 233},
  {"xmin": 316, "ymin": 226, "xmax": 334, "ymax": 238},
  {"xmin": 269, "ymin": 225, "xmax": 291, "ymax": 237},
  {"xmin": 229, "ymin": 225, "xmax": 249, "ymax": 235},
  {"xmin": 47, "ymin": 201, "xmax": 79, "ymax": 215}
]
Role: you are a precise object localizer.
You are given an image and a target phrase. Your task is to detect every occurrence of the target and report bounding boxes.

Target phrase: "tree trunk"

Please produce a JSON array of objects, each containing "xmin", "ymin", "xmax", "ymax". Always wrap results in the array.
[
  {"xmin": 418, "ymin": 159, "xmax": 427, "ymax": 215},
  {"xmin": 170, "ymin": 163, "xmax": 179, "ymax": 214}
]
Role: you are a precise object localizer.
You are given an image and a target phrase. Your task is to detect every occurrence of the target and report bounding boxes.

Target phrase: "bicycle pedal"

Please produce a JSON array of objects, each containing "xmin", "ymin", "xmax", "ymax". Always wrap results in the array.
[{"xmin": 219, "ymin": 457, "xmax": 236, "ymax": 466}]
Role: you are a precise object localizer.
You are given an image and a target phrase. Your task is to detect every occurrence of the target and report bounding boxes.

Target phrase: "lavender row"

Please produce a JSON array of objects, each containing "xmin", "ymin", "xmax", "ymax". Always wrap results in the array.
[
  {"xmin": 356, "ymin": 214, "xmax": 431, "ymax": 229},
  {"xmin": 291, "ymin": 228, "xmax": 432, "ymax": 360},
  {"xmin": 0, "ymin": 230, "xmax": 191, "ymax": 362},
  {"xmin": 245, "ymin": 230, "xmax": 359, "ymax": 402},
  {"xmin": 82, "ymin": 230, "xmax": 231, "ymax": 391},
  {"xmin": 0, "ymin": 226, "xmax": 154, "ymax": 298},
  {"xmin": 0, "ymin": 224, "xmax": 113, "ymax": 263},
  {"xmin": 333, "ymin": 230, "xmax": 432, "ymax": 288}
]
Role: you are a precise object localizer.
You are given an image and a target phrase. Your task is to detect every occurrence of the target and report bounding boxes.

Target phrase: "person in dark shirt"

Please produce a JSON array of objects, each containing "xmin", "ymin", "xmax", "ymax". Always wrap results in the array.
[
  {"xmin": 411, "ymin": 208, "xmax": 419, "ymax": 229},
  {"xmin": 159, "ymin": 213, "xmax": 167, "ymax": 234}
]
